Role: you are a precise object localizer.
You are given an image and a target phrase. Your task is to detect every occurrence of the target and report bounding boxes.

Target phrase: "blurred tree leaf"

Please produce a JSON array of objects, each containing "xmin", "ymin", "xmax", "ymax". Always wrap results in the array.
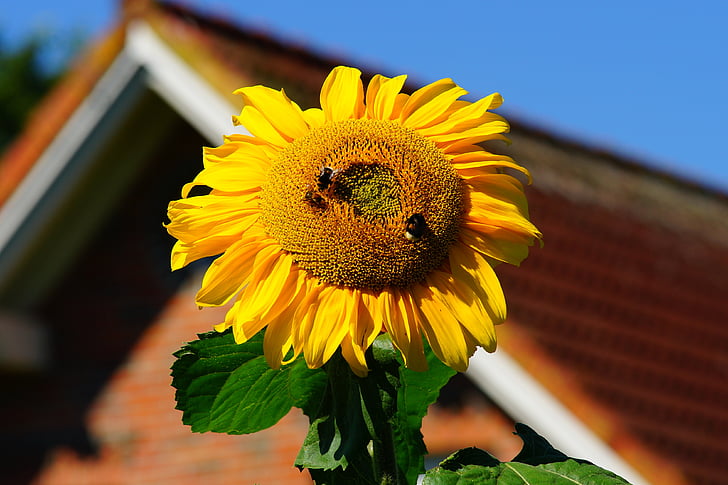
[{"xmin": 0, "ymin": 31, "xmax": 81, "ymax": 151}]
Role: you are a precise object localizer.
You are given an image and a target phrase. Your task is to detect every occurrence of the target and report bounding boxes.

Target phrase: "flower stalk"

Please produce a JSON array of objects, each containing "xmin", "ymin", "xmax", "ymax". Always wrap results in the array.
[{"xmin": 297, "ymin": 336, "xmax": 414, "ymax": 484}]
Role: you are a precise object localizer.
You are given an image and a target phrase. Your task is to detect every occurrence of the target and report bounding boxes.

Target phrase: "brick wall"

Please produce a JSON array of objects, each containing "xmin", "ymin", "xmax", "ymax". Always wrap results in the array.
[{"xmin": 33, "ymin": 275, "xmax": 313, "ymax": 485}]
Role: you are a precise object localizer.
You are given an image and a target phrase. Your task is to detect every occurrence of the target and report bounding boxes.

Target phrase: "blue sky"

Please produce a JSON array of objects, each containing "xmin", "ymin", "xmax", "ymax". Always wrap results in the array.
[{"xmin": 4, "ymin": 0, "xmax": 727, "ymax": 191}]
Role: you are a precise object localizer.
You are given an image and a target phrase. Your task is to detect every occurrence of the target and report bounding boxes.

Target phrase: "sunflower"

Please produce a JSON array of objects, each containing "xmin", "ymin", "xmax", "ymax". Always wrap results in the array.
[{"xmin": 166, "ymin": 66, "xmax": 541, "ymax": 376}]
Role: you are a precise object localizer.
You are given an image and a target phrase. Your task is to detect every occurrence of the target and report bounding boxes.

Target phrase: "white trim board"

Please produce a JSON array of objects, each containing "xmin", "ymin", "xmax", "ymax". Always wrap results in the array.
[
  {"xmin": 468, "ymin": 349, "xmax": 649, "ymax": 485},
  {"xmin": 0, "ymin": 51, "xmax": 146, "ymax": 285},
  {"xmin": 125, "ymin": 21, "xmax": 250, "ymax": 144}
]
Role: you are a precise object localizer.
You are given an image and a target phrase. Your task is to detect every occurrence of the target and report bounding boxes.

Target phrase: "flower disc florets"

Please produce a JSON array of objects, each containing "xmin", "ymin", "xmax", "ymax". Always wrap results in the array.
[{"xmin": 260, "ymin": 119, "xmax": 463, "ymax": 290}]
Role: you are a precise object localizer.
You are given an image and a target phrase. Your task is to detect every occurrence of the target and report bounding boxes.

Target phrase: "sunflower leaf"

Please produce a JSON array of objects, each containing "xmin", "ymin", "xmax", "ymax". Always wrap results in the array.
[
  {"xmin": 423, "ymin": 424, "xmax": 633, "ymax": 485},
  {"xmin": 511, "ymin": 422, "xmax": 572, "ymax": 465},
  {"xmin": 171, "ymin": 328, "xmax": 325, "ymax": 435}
]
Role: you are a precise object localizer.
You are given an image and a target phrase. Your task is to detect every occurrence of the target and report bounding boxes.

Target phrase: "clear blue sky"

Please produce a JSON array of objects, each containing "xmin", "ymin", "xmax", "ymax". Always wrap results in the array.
[{"xmin": 4, "ymin": 0, "xmax": 727, "ymax": 191}]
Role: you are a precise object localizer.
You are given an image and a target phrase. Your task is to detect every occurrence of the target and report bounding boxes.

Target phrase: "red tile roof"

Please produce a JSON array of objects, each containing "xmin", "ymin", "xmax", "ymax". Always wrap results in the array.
[{"xmin": 497, "ymin": 183, "xmax": 727, "ymax": 484}]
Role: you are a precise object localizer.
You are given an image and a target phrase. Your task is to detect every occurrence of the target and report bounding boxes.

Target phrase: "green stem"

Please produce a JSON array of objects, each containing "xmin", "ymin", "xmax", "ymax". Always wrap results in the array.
[
  {"xmin": 296, "ymin": 334, "xmax": 455, "ymax": 484},
  {"xmin": 361, "ymin": 350, "xmax": 404, "ymax": 485},
  {"xmin": 296, "ymin": 342, "xmax": 407, "ymax": 485}
]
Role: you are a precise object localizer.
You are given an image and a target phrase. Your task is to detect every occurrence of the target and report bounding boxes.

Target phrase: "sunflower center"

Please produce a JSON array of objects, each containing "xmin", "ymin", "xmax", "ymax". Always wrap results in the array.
[
  {"xmin": 260, "ymin": 119, "xmax": 463, "ymax": 290},
  {"xmin": 333, "ymin": 163, "xmax": 401, "ymax": 222}
]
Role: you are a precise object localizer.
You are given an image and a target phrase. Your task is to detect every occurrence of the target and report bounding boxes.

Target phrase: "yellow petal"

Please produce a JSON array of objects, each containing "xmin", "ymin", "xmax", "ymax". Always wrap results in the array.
[
  {"xmin": 218, "ymin": 134, "xmax": 281, "ymax": 163},
  {"xmin": 302, "ymin": 107, "xmax": 325, "ymax": 129},
  {"xmin": 450, "ymin": 150, "xmax": 532, "ymax": 183},
  {"xmin": 302, "ymin": 285, "xmax": 350, "ymax": 368},
  {"xmin": 468, "ymin": 174, "xmax": 529, "ymax": 218},
  {"xmin": 426, "ymin": 270, "xmax": 497, "ymax": 352},
  {"xmin": 340, "ymin": 333, "xmax": 369, "ymax": 377},
  {"xmin": 202, "ymin": 136, "xmax": 274, "ymax": 167},
  {"xmin": 235, "ymin": 85, "xmax": 310, "ymax": 141},
  {"xmin": 466, "ymin": 191, "xmax": 541, "ymax": 236},
  {"xmin": 391, "ymin": 289, "xmax": 428, "ymax": 371},
  {"xmin": 448, "ymin": 241, "xmax": 507, "ymax": 325},
  {"xmin": 390, "ymin": 93, "xmax": 409, "ymax": 120},
  {"xmin": 171, "ymin": 224, "xmax": 257, "ymax": 271},
  {"xmin": 229, "ymin": 251, "xmax": 299, "ymax": 342},
  {"xmin": 235, "ymin": 105, "xmax": 290, "ymax": 148},
  {"xmin": 263, "ymin": 270, "xmax": 309, "ymax": 368},
  {"xmin": 366, "ymin": 74, "xmax": 408, "ymax": 120},
  {"xmin": 365, "ymin": 74, "xmax": 384, "ymax": 118},
  {"xmin": 411, "ymin": 282, "xmax": 471, "ymax": 372},
  {"xmin": 182, "ymin": 160, "xmax": 266, "ymax": 197},
  {"xmin": 438, "ymin": 133, "xmax": 511, "ymax": 153},
  {"xmin": 417, "ymin": 93, "xmax": 505, "ymax": 137},
  {"xmin": 345, "ymin": 289, "xmax": 376, "ymax": 351},
  {"xmin": 400, "ymin": 78, "xmax": 467, "ymax": 129},
  {"xmin": 215, "ymin": 298, "xmax": 241, "ymax": 335},
  {"xmin": 320, "ymin": 66, "xmax": 365, "ymax": 121},
  {"xmin": 166, "ymin": 194, "xmax": 258, "ymax": 244},
  {"xmin": 459, "ymin": 224, "xmax": 532, "ymax": 265},
  {"xmin": 292, "ymin": 281, "xmax": 325, "ymax": 358},
  {"xmin": 428, "ymin": 120, "xmax": 510, "ymax": 145},
  {"xmin": 195, "ymin": 238, "xmax": 271, "ymax": 307}
]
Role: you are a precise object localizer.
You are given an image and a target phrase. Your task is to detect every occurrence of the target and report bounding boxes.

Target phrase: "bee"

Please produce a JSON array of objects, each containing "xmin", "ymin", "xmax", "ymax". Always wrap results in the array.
[
  {"xmin": 304, "ymin": 166, "xmax": 341, "ymax": 210},
  {"xmin": 405, "ymin": 213, "xmax": 427, "ymax": 241},
  {"xmin": 304, "ymin": 186, "xmax": 327, "ymax": 210},
  {"xmin": 317, "ymin": 166, "xmax": 341, "ymax": 191}
]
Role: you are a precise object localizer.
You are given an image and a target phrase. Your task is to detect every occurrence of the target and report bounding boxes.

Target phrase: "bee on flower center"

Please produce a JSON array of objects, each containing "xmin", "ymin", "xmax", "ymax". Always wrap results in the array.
[
  {"xmin": 304, "ymin": 186, "xmax": 327, "ymax": 210},
  {"xmin": 405, "ymin": 213, "xmax": 427, "ymax": 241},
  {"xmin": 304, "ymin": 167, "xmax": 341, "ymax": 210},
  {"xmin": 317, "ymin": 166, "xmax": 341, "ymax": 191}
]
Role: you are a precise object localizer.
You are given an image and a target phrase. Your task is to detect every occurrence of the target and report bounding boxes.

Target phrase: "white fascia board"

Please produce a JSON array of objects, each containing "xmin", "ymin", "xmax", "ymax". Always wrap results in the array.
[
  {"xmin": 125, "ymin": 20, "xmax": 250, "ymax": 144},
  {"xmin": 467, "ymin": 349, "xmax": 649, "ymax": 485},
  {"xmin": 0, "ymin": 50, "xmax": 146, "ymax": 281}
]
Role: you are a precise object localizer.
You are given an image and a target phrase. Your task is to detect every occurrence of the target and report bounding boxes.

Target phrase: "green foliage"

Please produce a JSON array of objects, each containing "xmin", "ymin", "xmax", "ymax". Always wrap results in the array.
[
  {"xmin": 172, "ymin": 332, "xmax": 631, "ymax": 485},
  {"xmin": 171, "ymin": 329, "xmax": 326, "ymax": 434},
  {"xmin": 295, "ymin": 335, "xmax": 455, "ymax": 485},
  {"xmin": 172, "ymin": 331, "xmax": 455, "ymax": 484},
  {"xmin": 423, "ymin": 424, "xmax": 632, "ymax": 485}
]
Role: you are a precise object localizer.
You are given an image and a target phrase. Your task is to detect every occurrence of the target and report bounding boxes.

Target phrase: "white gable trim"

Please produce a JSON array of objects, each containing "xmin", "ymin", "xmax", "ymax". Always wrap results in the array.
[
  {"xmin": 125, "ymin": 21, "xmax": 249, "ymax": 144},
  {"xmin": 468, "ymin": 349, "xmax": 648, "ymax": 484},
  {"xmin": 0, "ymin": 50, "xmax": 146, "ymax": 286}
]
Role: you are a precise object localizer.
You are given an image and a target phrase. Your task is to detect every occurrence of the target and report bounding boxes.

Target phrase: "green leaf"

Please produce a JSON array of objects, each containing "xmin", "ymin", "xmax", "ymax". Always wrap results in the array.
[
  {"xmin": 438, "ymin": 447, "xmax": 500, "ymax": 470},
  {"xmin": 288, "ymin": 357, "xmax": 329, "ymax": 416},
  {"xmin": 171, "ymin": 329, "xmax": 326, "ymax": 434},
  {"xmin": 511, "ymin": 423, "xmax": 573, "ymax": 466},
  {"xmin": 423, "ymin": 424, "xmax": 633, "ymax": 485}
]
